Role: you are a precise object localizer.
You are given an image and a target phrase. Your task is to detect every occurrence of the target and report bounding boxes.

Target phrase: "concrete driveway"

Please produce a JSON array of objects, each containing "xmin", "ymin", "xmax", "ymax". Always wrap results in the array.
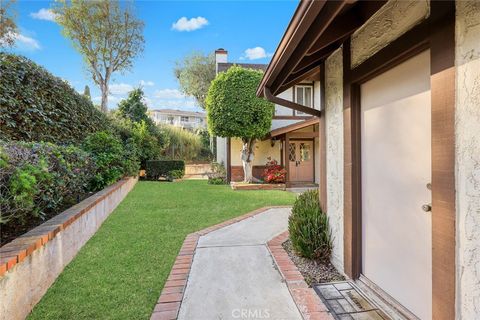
[{"xmin": 177, "ymin": 207, "xmax": 302, "ymax": 320}]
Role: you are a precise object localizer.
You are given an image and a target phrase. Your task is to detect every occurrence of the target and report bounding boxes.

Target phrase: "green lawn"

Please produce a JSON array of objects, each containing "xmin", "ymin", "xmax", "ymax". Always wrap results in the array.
[{"xmin": 28, "ymin": 180, "xmax": 295, "ymax": 320}]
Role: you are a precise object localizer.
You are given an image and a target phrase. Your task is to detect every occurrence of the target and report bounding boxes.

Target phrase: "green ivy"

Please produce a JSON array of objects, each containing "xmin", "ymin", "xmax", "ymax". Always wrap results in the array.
[{"xmin": 0, "ymin": 53, "xmax": 109, "ymax": 144}]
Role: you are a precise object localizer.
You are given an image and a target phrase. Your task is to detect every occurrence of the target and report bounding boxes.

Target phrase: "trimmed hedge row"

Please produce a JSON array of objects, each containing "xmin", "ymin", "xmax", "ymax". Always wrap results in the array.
[
  {"xmin": 0, "ymin": 53, "xmax": 109, "ymax": 144},
  {"xmin": 146, "ymin": 160, "xmax": 185, "ymax": 180}
]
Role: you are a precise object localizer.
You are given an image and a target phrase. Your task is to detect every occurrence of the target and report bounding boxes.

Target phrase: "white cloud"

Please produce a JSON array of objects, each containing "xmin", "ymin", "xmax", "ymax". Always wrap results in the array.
[
  {"xmin": 140, "ymin": 80, "xmax": 155, "ymax": 87},
  {"xmin": 6, "ymin": 33, "xmax": 41, "ymax": 51},
  {"xmin": 172, "ymin": 17, "xmax": 208, "ymax": 32},
  {"xmin": 30, "ymin": 8, "xmax": 57, "ymax": 22},
  {"xmin": 242, "ymin": 47, "xmax": 272, "ymax": 60},
  {"xmin": 109, "ymin": 83, "xmax": 134, "ymax": 95},
  {"xmin": 154, "ymin": 89, "xmax": 185, "ymax": 99}
]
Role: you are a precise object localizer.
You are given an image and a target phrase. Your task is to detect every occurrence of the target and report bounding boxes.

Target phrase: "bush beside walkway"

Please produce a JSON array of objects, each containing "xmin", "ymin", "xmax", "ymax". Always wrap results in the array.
[{"xmin": 28, "ymin": 180, "xmax": 295, "ymax": 319}]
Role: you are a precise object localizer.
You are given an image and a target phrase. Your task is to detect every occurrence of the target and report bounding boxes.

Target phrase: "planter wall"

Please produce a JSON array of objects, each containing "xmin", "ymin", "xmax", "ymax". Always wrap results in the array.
[
  {"xmin": 184, "ymin": 163, "xmax": 212, "ymax": 179},
  {"xmin": 0, "ymin": 176, "xmax": 138, "ymax": 320}
]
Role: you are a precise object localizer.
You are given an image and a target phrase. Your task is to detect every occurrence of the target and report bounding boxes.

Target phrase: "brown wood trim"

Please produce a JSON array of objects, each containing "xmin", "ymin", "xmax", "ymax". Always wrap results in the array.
[
  {"xmin": 319, "ymin": 63, "xmax": 327, "ymax": 215},
  {"xmin": 226, "ymin": 137, "xmax": 231, "ymax": 183},
  {"xmin": 342, "ymin": 3, "xmax": 456, "ymax": 318},
  {"xmin": 268, "ymin": 117, "xmax": 320, "ymax": 138},
  {"xmin": 284, "ymin": 135, "xmax": 290, "ymax": 183},
  {"xmin": 342, "ymin": 39, "xmax": 361, "ymax": 279},
  {"xmin": 273, "ymin": 115, "xmax": 313, "ymax": 120},
  {"xmin": 287, "ymin": 132, "xmax": 317, "ymax": 139},
  {"xmin": 264, "ymin": 87, "xmax": 322, "ymax": 117},
  {"xmin": 430, "ymin": 2, "xmax": 455, "ymax": 319}
]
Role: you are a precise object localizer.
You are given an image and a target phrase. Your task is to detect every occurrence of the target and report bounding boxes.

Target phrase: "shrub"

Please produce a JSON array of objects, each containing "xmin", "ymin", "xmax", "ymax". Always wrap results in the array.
[
  {"xmin": 288, "ymin": 189, "xmax": 332, "ymax": 261},
  {"xmin": 0, "ymin": 141, "xmax": 95, "ymax": 233},
  {"xmin": 207, "ymin": 162, "xmax": 227, "ymax": 185},
  {"xmin": 146, "ymin": 160, "xmax": 185, "ymax": 180},
  {"xmin": 262, "ymin": 158, "xmax": 286, "ymax": 183},
  {"xmin": 169, "ymin": 169, "xmax": 185, "ymax": 180},
  {"xmin": 0, "ymin": 53, "xmax": 109, "ymax": 144},
  {"xmin": 159, "ymin": 125, "xmax": 202, "ymax": 161},
  {"xmin": 82, "ymin": 131, "xmax": 139, "ymax": 190}
]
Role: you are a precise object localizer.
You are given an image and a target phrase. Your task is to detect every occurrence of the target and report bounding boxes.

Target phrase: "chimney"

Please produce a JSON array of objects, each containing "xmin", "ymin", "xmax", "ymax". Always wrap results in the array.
[{"xmin": 215, "ymin": 48, "xmax": 228, "ymax": 74}]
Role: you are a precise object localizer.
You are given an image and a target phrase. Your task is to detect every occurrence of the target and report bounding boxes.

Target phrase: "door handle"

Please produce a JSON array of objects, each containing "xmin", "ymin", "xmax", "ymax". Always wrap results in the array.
[{"xmin": 422, "ymin": 203, "xmax": 432, "ymax": 212}]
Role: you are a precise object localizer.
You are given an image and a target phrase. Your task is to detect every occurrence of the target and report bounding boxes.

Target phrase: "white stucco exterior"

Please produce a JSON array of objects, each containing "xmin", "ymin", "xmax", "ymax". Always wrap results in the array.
[
  {"xmin": 325, "ymin": 47, "xmax": 344, "ymax": 271},
  {"xmin": 455, "ymin": 2, "xmax": 480, "ymax": 319},
  {"xmin": 351, "ymin": 0, "xmax": 430, "ymax": 68}
]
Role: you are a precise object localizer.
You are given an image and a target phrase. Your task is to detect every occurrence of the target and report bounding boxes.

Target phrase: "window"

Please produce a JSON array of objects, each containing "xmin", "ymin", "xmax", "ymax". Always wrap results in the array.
[
  {"xmin": 299, "ymin": 143, "xmax": 311, "ymax": 161},
  {"xmin": 294, "ymin": 85, "xmax": 313, "ymax": 115},
  {"xmin": 181, "ymin": 116, "xmax": 189, "ymax": 122},
  {"xmin": 289, "ymin": 143, "xmax": 296, "ymax": 162},
  {"xmin": 167, "ymin": 116, "xmax": 174, "ymax": 124}
]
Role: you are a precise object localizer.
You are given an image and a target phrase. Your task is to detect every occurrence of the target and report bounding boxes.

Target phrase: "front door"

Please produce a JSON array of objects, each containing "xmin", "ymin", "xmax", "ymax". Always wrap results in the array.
[
  {"xmin": 360, "ymin": 50, "xmax": 431, "ymax": 319},
  {"xmin": 288, "ymin": 140, "xmax": 314, "ymax": 183}
]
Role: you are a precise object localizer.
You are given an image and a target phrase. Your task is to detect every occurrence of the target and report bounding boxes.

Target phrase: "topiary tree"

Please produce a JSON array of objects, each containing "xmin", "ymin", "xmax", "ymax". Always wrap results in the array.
[{"xmin": 206, "ymin": 66, "xmax": 274, "ymax": 183}]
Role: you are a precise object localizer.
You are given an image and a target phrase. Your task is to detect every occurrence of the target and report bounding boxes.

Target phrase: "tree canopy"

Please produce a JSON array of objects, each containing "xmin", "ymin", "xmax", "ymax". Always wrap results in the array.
[
  {"xmin": 0, "ymin": 0, "xmax": 17, "ymax": 47},
  {"xmin": 118, "ymin": 88, "xmax": 151, "ymax": 124},
  {"xmin": 53, "ymin": 0, "xmax": 144, "ymax": 112},
  {"xmin": 174, "ymin": 51, "xmax": 216, "ymax": 110},
  {"xmin": 206, "ymin": 65, "xmax": 274, "ymax": 140}
]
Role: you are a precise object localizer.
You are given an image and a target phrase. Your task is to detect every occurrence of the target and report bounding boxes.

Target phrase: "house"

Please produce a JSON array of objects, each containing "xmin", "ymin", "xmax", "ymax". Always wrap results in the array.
[
  {"xmin": 215, "ymin": 48, "xmax": 321, "ymax": 186},
  {"xmin": 148, "ymin": 109, "xmax": 206, "ymax": 131},
  {"xmin": 256, "ymin": 1, "xmax": 480, "ymax": 319}
]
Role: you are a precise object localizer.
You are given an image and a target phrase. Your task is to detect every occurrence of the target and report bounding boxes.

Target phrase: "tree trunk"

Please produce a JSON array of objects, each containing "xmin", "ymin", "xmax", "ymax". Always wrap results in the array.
[
  {"xmin": 100, "ymin": 81, "xmax": 109, "ymax": 113},
  {"xmin": 241, "ymin": 138, "xmax": 256, "ymax": 183}
]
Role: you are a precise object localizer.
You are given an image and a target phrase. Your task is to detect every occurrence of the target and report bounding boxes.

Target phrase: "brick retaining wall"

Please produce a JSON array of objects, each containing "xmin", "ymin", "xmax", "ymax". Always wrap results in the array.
[{"xmin": 0, "ymin": 176, "xmax": 138, "ymax": 320}]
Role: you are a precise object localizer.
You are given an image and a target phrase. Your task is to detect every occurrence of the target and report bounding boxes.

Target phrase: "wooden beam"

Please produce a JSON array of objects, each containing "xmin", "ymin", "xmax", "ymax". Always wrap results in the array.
[
  {"xmin": 319, "ymin": 63, "xmax": 327, "ymax": 212},
  {"xmin": 306, "ymin": 7, "xmax": 363, "ymax": 56},
  {"xmin": 264, "ymin": 87, "xmax": 322, "ymax": 117},
  {"xmin": 287, "ymin": 132, "xmax": 318, "ymax": 138},
  {"xmin": 430, "ymin": 2, "xmax": 456, "ymax": 319},
  {"xmin": 284, "ymin": 135, "xmax": 290, "ymax": 183}
]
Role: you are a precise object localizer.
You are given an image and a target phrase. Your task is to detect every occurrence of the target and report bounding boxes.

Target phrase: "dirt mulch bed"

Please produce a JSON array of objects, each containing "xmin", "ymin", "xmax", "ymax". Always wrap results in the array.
[{"xmin": 282, "ymin": 239, "xmax": 345, "ymax": 286}]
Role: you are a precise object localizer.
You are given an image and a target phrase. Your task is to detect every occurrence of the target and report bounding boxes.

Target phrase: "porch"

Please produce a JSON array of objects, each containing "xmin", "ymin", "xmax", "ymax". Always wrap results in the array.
[{"xmin": 228, "ymin": 117, "xmax": 320, "ymax": 188}]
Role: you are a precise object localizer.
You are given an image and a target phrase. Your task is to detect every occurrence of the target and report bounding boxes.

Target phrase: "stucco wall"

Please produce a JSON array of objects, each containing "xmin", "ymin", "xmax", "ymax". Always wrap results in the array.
[
  {"xmin": 455, "ymin": 2, "xmax": 480, "ymax": 319},
  {"xmin": 230, "ymin": 138, "xmax": 281, "ymax": 167},
  {"xmin": 216, "ymin": 137, "xmax": 227, "ymax": 165},
  {"xmin": 351, "ymin": 0, "xmax": 430, "ymax": 68},
  {"xmin": 0, "ymin": 177, "xmax": 138, "ymax": 320},
  {"xmin": 325, "ymin": 47, "xmax": 344, "ymax": 271}
]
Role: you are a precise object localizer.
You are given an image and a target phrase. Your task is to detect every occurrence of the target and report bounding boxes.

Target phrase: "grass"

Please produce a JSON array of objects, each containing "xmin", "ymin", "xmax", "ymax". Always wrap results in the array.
[{"xmin": 28, "ymin": 180, "xmax": 295, "ymax": 320}]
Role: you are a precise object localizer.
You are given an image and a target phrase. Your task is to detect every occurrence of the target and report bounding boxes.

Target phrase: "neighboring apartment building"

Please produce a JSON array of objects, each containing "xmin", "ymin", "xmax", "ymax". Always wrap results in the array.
[
  {"xmin": 215, "ymin": 48, "xmax": 321, "ymax": 187},
  {"xmin": 148, "ymin": 109, "xmax": 206, "ymax": 131}
]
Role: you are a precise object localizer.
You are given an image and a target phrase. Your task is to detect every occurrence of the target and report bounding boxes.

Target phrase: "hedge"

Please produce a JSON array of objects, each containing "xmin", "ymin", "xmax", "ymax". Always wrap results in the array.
[
  {"xmin": 0, "ymin": 53, "xmax": 109, "ymax": 144},
  {"xmin": 146, "ymin": 160, "xmax": 185, "ymax": 180}
]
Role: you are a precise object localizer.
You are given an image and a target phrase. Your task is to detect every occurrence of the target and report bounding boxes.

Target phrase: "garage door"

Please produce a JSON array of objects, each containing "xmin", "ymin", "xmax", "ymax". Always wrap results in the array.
[{"xmin": 361, "ymin": 50, "xmax": 432, "ymax": 319}]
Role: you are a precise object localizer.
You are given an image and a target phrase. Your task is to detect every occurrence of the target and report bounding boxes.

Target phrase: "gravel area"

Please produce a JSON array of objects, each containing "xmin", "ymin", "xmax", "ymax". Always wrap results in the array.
[{"xmin": 282, "ymin": 239, "xmax": 345, "ymax": 286}]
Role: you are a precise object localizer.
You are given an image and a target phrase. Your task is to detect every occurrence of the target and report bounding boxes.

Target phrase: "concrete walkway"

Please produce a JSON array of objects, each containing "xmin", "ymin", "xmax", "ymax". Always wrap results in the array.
[{"xmin": 177, "ymin": 208, "xmax": 303, "ymax": 320}]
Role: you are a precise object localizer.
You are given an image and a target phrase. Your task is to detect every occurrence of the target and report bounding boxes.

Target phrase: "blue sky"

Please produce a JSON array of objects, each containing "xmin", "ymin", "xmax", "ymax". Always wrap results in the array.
[{"xmin": 7, "ymin": 0, "xmax": 298, "ymax": 111}]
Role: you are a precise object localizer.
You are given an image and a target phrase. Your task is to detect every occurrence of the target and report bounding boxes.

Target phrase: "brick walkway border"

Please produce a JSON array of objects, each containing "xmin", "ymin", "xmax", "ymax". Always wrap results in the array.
[
  {"xmin": 267, "ymin": 232, "xmax": 334, "ymax": 320},
  {"xmin": 150, "ymin": 206, "xmax": 292, "ymax": 320}
]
